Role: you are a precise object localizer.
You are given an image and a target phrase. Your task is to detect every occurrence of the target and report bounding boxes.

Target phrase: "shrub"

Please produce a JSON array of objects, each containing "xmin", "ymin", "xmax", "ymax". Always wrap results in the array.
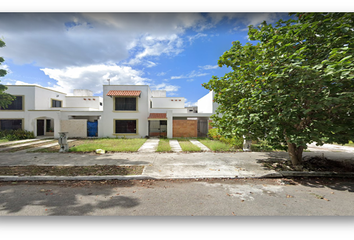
[
  {"xmin": 207, "ymin": 128, "xmax": 221, "ymax": 140},
  {"xmin": 0, "ymin": 129, "xmax": 35, "ymax": 141},
  {"xmin": 207, "ymin": 128, "xmax": 243, "ymax": 149}
]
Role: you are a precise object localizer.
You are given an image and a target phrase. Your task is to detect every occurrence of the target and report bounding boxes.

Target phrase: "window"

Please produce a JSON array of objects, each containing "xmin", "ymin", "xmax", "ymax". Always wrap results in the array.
[
  {"xmin": 115, "ymin": 120, "xmax": 137, "ymax": 134},
  {"xmin": 52, "ymin": 99, "xmax": 62, "ymax": 108},
  {"xmin": 115, "ymin": 97, "xmax": 136, "ymax": 111},
  {"xmin": 0, "ymin": 96, "xmax": 23, "ymax": 110},
  {"xmin": 46, "ymin": 119, "xmax": 51, "ymax": 132},
  {"xmin": 0, "ymin": 119, "xmax": 23, "ymax": 130}
]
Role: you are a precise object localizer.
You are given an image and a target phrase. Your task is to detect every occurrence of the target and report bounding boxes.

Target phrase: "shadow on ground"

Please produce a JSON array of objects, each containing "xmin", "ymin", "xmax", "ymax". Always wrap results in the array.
[
  {"xmin": 289, "ymin": 177, "xmax": 354, "ymax": 193},
  {"xmin": 0, "ymin": 180, "xmax": 141, "ymax": 215}
]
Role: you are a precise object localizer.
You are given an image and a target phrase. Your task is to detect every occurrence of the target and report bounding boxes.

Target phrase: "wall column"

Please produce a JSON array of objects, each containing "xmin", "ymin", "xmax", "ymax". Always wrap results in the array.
[{"xmin": 167, "ymin": 110, "xmax": 173, "ymax": 138}]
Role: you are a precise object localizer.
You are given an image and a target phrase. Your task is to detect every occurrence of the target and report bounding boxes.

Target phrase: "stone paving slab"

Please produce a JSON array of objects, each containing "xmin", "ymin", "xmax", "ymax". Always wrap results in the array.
[
  {"xmin": 0, "ymin": 140, "xmax": 53, "ymax": 152},
  {"xmin": 307, "ymin": 142, "xmax": 354, "ymax": 153},
  {"xmin": 0, "ymin": 139, "xmax": 38, "ymax": 147},
  {"xmin": 189, "ymin": 140, "xmax": 210, "ymax": 151},
  {"xmin": 138, "ymin": 139, "xmax": 159, "ymax": 152},
  {"xmin": 15, "ymin": 140, "xmax": 76, "ymax": 153},
  {"xmin": 169, "ymin": 140, "xmax": 182, "ymax": 152}
]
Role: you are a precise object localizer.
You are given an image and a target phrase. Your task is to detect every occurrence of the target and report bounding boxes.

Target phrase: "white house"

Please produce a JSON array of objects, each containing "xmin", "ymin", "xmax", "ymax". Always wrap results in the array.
[
  {"xmin": 197, "ymin": 90, "xmax": 219, "ymax": 114},
  {"xmin": 1, "ymin": 84, "xmax": 216, "ymax": 139}
]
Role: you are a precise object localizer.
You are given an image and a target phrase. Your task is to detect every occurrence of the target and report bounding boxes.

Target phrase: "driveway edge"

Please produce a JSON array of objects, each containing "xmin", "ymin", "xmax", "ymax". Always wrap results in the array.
[{"xmin": 1, "ymin": 171, "xmax": 354, "ymax": 182}]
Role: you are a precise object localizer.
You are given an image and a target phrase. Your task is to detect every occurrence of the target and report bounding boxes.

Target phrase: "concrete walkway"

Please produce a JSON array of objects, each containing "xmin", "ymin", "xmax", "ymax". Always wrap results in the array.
[
  {"xmin": 169, "ymin": 140, "xmax": 182, "ymax": 152},
  {"xmin": 138, "ymin": 139, "xmax": 159, "ymax": 153},
  {"xmin": 15, "ymin": 140, "xmax": 76, "ymax": 153},
  {"xmin": 0, "ymin": 139, "xmax": 39, "ymax": 146},
  {"xmin": 0, "ymin": 140, "xmax": 53, "ymax": 152},
  {"xmin": 307, "ymin": 142, "xmax": 354, "ymax": 153},
  {"xmin": 1, "ymin": 150, "xmax": 354, "ymax": 181},
  {"xmin": 189, "ymin": 140, "xmax": 210, "ymax": 151}
]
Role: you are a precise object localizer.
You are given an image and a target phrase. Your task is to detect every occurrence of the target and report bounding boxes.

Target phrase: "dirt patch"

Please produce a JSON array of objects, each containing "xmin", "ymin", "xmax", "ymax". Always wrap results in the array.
[
  {"xmin": 260, "ymin": 156, "xmax": 354, "ymax": 172},
  {"xmin": 0, "ymin": 165, "xmax": 144, "ymax": 176}
]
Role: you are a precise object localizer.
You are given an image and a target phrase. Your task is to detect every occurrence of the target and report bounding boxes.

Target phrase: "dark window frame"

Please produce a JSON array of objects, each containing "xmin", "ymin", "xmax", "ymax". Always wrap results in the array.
[
  {"xmin": 114, "ymin": 97, "xmax": 137, "ymax": 111},
  {"xmin": 0, "ymin": 96, "xmax": 23, "ymax": 111},
  {"xmin": 0, "ymin": 119, "xmax": 23, "ymax": 130},
  {"xmin": 114, "ymin": 120, "xmax": 137, "ymax": 134},
  {"xmin": 51, "ymin": 99, "xmax": 62, "ymax": 108}
]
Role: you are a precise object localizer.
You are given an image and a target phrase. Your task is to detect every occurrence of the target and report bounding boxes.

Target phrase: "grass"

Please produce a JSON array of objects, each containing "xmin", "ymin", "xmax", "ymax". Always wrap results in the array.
[
  {"xmin": 198, "ymin": 139, "xmax": 237, "ymax": 152},
  {"xmin": 32, "ymin": 138, "xmax": 147, "ymax": 153},
  {"xmin": 344, "ymin": 141, "xmax": 354, "ymax": 147},
  {"xmin": 0, "ymin": 165, "xmax": 144, "ymax": 176},
  {"xmin": 156, "ymin": 139, "xmax": 172, "ymax": 152},
  {"xmin": 69, "ymin": 138, "xmax": 147, "ymax": 152},
  {"xmin": 178, "ymin": 140, "xmax": 201, "ymax": 152},
  {"xmin": 0, "ymin": 139, "xmax": 9, "ymax": 144}
]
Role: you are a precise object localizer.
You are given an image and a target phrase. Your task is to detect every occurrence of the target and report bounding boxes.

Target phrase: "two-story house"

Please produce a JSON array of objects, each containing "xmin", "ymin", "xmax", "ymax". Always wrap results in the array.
[{"xmin": 1, "ymin": 84, "xmax": 215, "ymax": 138}]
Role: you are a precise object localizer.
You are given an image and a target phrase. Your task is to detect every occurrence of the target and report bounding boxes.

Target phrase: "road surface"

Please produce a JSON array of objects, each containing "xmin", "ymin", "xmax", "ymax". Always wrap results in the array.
[{"xmin": 1, "ymin": 178, "xmax": 354, "ymax": 216}]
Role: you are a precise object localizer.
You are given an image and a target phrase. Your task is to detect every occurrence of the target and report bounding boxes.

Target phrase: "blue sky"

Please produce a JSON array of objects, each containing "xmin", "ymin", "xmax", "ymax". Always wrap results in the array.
[{"xmin": 1, "ymin": 12, "xmax": 291, "ymax": 106}]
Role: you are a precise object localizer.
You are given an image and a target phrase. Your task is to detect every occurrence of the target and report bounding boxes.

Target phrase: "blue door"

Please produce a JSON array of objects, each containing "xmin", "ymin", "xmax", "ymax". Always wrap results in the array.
[{"xmin": 87, "ymin": 121, "xmax": 98, "ymax": 137}]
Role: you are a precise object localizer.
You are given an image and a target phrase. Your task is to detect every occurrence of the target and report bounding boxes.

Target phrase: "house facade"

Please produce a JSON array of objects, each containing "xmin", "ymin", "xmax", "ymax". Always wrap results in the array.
[{"xmin": 1, "ymin": 84, "xmax": 215, "ymax": 138}]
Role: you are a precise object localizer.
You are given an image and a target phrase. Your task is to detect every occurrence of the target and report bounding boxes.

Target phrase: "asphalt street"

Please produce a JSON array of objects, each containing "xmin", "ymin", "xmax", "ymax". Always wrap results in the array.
[{"xmin": 1, "ymin": 178, "xmax": 354, "ymax": 216}]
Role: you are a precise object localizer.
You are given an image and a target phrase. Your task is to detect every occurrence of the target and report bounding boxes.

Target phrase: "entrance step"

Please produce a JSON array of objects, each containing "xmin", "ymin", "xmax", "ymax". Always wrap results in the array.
[
  {"xmin": 189, "ymin": 140, "xmax": 210, "ymax": 151},
  {"xmin": 169, "ymin": 140, "xmax": 182, "ymax": 152},
  {"xmin": 138, "ymin": 139, "xmax": 159, "ymax": 152}
]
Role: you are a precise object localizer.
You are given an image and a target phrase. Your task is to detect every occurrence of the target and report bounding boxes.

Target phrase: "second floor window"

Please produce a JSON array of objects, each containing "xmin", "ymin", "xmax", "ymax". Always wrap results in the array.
[
  {"xmin": 115, "ymin": 97, "xmax": 136, "ymax": 111},
  {"xmin": 52, "ymin": 99, "xmax": 62, "ymax": 108},
  {"xmin": 0, "ymin": 96, "xmax": 23, "ymax": 110}
]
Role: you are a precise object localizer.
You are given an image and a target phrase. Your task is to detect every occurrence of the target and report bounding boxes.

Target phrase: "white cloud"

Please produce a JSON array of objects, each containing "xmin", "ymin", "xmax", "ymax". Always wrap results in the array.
[
  {"xmin": 0, "ymin": 13, "xmax": 207, "ymax": 68},
  {"xmin": 151, "ymin": 83, "xmax": 179, "ymax": 92},
  {"xmin": 41, "ymin": 64, "xmax": 150, "ymax": 94},
  {"xmin": 184, "ymin": 98, "xmax": 198, "ymax": 107},
  {"xmin": 188, "ymin": 33, "xmax": 207, "ymax": 44},
  {"xmin": 171, "ymin": 70, "xmax": 208, "ymax": 80},
  {"xmin": 1, "ymin": 64, "xmax": 10, "ymax": 73},
  {"xmin": 157, "ymin": 71, "xmax": 167, "ymax": 76},
  {"xmin": 207, "ymin": 12, "xmax": 288, "ymax": 29},
  {"xmin": 199, "ymin": 65, "xmax": 218, "ymax": 70},
  {"xmin": 2, "ymin": 79, "xmax": 42, "ymax": 87}
]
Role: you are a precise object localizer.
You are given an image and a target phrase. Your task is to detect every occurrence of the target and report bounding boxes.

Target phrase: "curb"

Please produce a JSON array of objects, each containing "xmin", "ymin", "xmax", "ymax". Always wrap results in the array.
[
  {"xmin": 262, "ymin": 171, "xmax": 354, "ymax": 178},
  {"xmin": 1, "ymin": 171, "xmax": 354, "ymax": 182}
]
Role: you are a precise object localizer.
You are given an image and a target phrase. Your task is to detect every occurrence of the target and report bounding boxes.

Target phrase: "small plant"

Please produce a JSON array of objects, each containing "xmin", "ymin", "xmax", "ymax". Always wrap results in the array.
[{"xmin": 0, "ymin": 129, "xmax": 35, "ymax": 141}]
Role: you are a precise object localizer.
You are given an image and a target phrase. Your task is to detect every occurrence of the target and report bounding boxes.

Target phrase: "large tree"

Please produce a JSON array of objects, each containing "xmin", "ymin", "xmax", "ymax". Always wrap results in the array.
[
  {"xmin": 0, "ymin": 38, "xmax": 15, "ymax": 109},
  {"xmin": 203, "ymin": 13, "xmax": 354, "ymax": 166}
]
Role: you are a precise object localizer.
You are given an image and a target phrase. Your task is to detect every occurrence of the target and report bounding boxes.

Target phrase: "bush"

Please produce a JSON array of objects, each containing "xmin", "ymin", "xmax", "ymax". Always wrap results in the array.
[
  {"xmin": 207, "ymin": 128, "xmax": 243, "ymax": 149},
  {"xmin": 207, "ymin": 128, "xmax": 221, "ymax": 140},
  {"xmin": 0, "ymin": 129, "xmax": 35, "ymax": 141}
]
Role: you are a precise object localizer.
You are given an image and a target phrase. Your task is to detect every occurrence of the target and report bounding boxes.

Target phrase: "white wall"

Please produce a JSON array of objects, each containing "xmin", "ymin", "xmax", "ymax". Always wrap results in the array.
[
  {"xmin": 3, "ymin": 85, "xmax": 35, "ymax": 111},
  {"xmin": 152, "ymin": 97, "xmax": 185, "ymax": 109},
  {"xmin": 101, "ymin": 85, "xmax": 151, "ymax": 138},
  {"xmin": 65, "ymin": 96, "xmax": 102, "ymax": 109},
  {"xmin": 150, "ymin": 108, "xmax": 187, "ymax": 113},
  {"xmin": 35, "ymin": 86, "xmax": 66, "ymax": 110},
  {"xmin": 197, "ymin": 91, "xmax": 213, "ymax": 113}
]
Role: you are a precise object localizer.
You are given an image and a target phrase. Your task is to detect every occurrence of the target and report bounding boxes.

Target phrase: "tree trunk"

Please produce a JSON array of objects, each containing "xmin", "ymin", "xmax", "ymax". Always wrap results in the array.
[{"xmin": 287, "ymin": 142, "xmax": 304, "ymax": 167}]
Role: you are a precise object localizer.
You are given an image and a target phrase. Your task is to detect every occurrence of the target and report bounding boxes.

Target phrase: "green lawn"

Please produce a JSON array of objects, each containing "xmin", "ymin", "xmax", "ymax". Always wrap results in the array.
[
  {"xmin": 178, "ymin": 140, "xmax": 201, "ymax": 152},
  {"xmin": 198, "ymin": 139, "xmax": 235, "ymax": 152},
  {"xmin": 0, "ymin": 139, "xmax": 9, "ymax": 144},
  {"xmin": 344, "ymin": 141, "xmax": 354, "ymax": 147},
  {"xmin": 68, "ymin": 138, "xmax": 147, "ymax": 152},
  {"xmin": 156, "ymin": 139, "xmax": 172, "ymax": 152}
]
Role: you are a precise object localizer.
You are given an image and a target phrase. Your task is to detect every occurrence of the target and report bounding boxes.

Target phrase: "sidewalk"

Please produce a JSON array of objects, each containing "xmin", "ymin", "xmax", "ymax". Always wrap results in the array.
[{"xmin": 1, "ymin": 149, "xmax": 354, "ymax": 181}]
